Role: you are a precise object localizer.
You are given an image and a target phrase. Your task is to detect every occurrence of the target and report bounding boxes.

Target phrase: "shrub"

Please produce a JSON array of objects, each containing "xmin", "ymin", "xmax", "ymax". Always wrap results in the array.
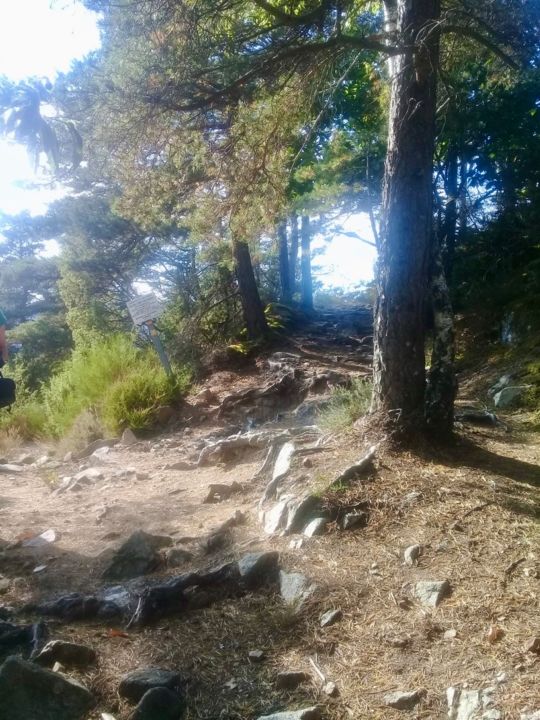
[
  {"xmin": 319, "ymin": 377, "xmax": 372, "ymax": 432},
  {"xmin": 0, "ymin": 399, "xmax": 47, "ymax": 440}
]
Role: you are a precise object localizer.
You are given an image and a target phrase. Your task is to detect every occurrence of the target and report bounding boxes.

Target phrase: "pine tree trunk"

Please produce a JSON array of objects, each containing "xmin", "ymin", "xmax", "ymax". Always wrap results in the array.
[
  {"xmin": 289, "ymin": 212, "xmax": 299, "ymax": 296},
  {"xmin": 425, "ymin": 235, "xmax": 457, "ymax": 434},
  {"xmin": 373, "ymin": 0, "xmax": 441, "ymax": 433},
  {"xmin": 232, "ymin": 238, "xmax": 268, "ymax": 339},
  {"xmin": 277, "ymin": 221, "xmax": 292, "ymax": 303},
  {"xmin": 300, "ymin": 215, "xmax": 314, "ymax": 311}
]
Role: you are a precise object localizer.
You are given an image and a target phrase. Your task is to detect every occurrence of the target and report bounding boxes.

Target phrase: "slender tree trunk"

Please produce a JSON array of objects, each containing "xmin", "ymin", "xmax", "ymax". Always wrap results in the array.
[
  {"xmin": 442, "ymin": 147, "xmax": 458, "ymax": 279},
  {"xmin": 425, "ymin": 234, "xmax": 457, "ymax": 434},
  {"xmin": 277, "ymin": 221, "xmax": 292, "ymax": 303},
  {"xmin": 458, "ymin": 158, "xmax": 468, "ymax": 244},
  {"xmin": 373, "ymin": 0, "xmax": 441, "ymax": 433},
  {"xmin": 300, "ymin": 215, "xmax": 314, "ymax": 311},
  {"xmin": 232, "ymin": 238, "xmax": 268, "ymax": 339},
  {"xmin": 288, "ymin": 212, "xmax": 299, "ymax": 296}
]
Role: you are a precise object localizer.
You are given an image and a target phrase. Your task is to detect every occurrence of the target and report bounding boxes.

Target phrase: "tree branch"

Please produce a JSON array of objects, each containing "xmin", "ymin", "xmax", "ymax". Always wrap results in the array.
[{"xmin": 441, "ymin": 24, "xmax": 520, "ymax": 69}]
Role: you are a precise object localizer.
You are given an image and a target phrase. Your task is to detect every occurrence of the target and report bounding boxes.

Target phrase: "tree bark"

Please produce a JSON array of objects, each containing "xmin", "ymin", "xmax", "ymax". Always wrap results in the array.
[
  {"xmin": 373, "ymin": 0, "xmax": 441, "ymax": 433},
  {"xmin": 232, "ymin": 238, "xmax": 268, "ymax": 339},
  {"xmin": 300, "ymin": 215, "xmax": 314, "ymax": 311},
  {"xmin": 277, "ymin": 221, "xmax": 292, "ymax": 303},
  {"xmin": 288, "ymin": 212, "xmax": 299, "ymax": 296},
  {"xmin": 425, "ymin": 234, "xmax": 457, "ymax": 434}
]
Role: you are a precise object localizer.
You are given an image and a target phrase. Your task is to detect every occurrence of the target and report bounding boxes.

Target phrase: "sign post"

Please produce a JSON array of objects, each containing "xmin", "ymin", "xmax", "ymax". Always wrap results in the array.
[{"xmin": 127, "ymin": 293, "xmax": 172, "ymax": 376}]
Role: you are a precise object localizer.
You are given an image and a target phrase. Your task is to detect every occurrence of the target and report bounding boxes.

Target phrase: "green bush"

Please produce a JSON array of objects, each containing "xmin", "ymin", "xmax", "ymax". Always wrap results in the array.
[
  {"xmin": 319, "ymin": 377, "xmax": 373, "ymax": 432},
  {"xmin": 0, "ymin": 398, "xmax": 48, "ymax": 440},
  {"xmin": 41, "ymin": 334, "xmax": 190, "ymax": 437}
]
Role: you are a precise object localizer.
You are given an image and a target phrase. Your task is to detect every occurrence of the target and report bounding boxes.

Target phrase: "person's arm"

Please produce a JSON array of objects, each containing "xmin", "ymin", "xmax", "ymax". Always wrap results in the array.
[{"xmin": 0, "ymin": 324, "xmax": 7, "ymax": 364}]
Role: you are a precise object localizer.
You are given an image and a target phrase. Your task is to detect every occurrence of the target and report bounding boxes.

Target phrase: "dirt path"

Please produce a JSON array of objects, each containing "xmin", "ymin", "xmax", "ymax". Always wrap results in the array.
[{"xmin": 1, "ymin": 311, "xmax": 539, "ymax": 720}]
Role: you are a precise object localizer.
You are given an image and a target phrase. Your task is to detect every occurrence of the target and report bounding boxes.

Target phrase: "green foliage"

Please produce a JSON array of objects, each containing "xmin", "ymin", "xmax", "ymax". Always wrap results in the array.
[
  {"xmin": 42, "ymin": 334, "xmax": 190, "ymax": 437},
  {"xmin": 10, "ymin": 315, "xmax": 72, "ymax": 392},
  {"xmin": 0, "ymin": 399, "xmax": 48, "ymax": 440},
  {"xmin": 319, "ymin": 377, "xmax": 372, "ymax": 432}
]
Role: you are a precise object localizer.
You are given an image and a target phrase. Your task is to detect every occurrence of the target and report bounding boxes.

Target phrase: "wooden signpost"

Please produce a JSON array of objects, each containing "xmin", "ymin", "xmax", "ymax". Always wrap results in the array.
[{"xmin": 127, "ymin": 293, "xmax": 172, "ymax": 376}]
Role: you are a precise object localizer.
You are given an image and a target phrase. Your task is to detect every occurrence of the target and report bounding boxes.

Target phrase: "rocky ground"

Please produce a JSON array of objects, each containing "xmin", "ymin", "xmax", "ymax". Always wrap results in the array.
[{"xmin": 0, "ymin": 309, "xmax": 539, "ymax": 720}]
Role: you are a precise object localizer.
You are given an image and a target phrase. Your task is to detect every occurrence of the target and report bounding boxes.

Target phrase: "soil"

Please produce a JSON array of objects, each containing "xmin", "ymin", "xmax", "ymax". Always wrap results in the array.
[{"xmin": 0, "ymin": 310, "xmax": 539, "ymax": 720}]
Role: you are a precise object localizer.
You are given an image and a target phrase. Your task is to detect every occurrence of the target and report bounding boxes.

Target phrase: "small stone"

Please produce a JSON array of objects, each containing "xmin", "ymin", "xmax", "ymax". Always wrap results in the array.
[
  {"xmin": 164, "ymin": 548, "xmax": 194, "ymax": 567},
  {"xmin": 121, "ymin": 428, "xmax": 138, "ymax": 446},
  {"xmin": 525, "ymin": 637, "xmax": 540, "ymax": 654},
  {"xmin": 303, "ymin": 518, "xmax": 327, "ymax": 537},
  {"xmin": 414, "ymin": 580, "xmax": 450, "ymax": 607},
  {"xmin": 34, "ymin": 640, "xmax": 97, "ymax": 668},
  {"xmin": 130, "ymin": 687, "xmax": 186, "ymax": 720},
  {"xmin": 103, "ymin": 531, "xmax": 172, "ymax": 580},
  {"xmin": 63, "ymin": 451, "xmax": 73, "ymax": 463},
  {"xmin": 403, "ymin": 544, "xmax": 421, "ymax": 566},
  {"xmin": 238, "ymin": 551, "xmax": 279, "ymax": 588},
  {"xmin": 401, "ymin": 491, "xmax": 423, "ymax": 507},
  {"xmin": 101, "ymin": 714, "xmax": 118, "ymax": 720},
  {"xmin": 324, "ymin": 681, "xmax": 338, "ymax": 696},
  {"xmin": 493, "ymin": 385, "xmax": 529, "ymax": 408},
  {"xmin": 341, "ymin": 512, "xmax": 368, "ymax": 531},
  {"xmin": 520, "ymin": 713, "xmax": 540, "ymax": 720},
  {"xmin": 320, "ymin": 609, "xmax": 342, "ymax": 628},
  {"xmin": 289, "ymin": 538, "xmax": 304, "ymax": 550},
  {"xmin": 385, "ymin": 635, "xmax": 410, "ymax": 648},
  {"xmin": 280, "ymin": 571, "xmax": 316, "ymax": 608},
  {"xmin": 0, "ymin": 576, "xmax": 10, "ymax": 594},
  {"xmin": 73, "ymin": 467, "xmax": 104, "ymax": 483},
  {"xmin": 275, "ymin": 671, "xmax": 310, "ymax": 690},
  {"xmin": 119, "ymin": 667, "xmax": 182, "ymax": 704},
  {"xmin": 384, "ymin": 690, "xmax": 423, "ymax": 710},
  {"xmin": 256, "ymin": 709, "xmax": 321, "ymax": 720},
  {"xmin": 248, "ymin": 649, "xmax": 265, "ymax": 662},
  {"xmin": 52, "ymin": 662, "xmax": 64, "ymax": 673},
  {"xmin": 302, "ymin": 457, "xmax": 313, "ymax": 468},
  {"xmin": 444, "ymin": 629, "xmax": 457, "ymax": 641}
]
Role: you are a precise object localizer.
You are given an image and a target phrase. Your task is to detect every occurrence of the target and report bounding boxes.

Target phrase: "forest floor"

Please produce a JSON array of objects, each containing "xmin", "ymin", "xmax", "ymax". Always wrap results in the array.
[{"xmin": 0, "ymin": 311, "xmax": 539, "ymax": 720}]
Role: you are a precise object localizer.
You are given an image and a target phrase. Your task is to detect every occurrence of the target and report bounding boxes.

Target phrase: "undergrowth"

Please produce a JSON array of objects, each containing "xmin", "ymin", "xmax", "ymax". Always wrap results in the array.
[
  {"xmin": 319, "ymin": 377, "xmax": 372, "ymax": 432},
  {"xmin": 0, "ymin": 334, "xmax": 191, "ymax": 443}
]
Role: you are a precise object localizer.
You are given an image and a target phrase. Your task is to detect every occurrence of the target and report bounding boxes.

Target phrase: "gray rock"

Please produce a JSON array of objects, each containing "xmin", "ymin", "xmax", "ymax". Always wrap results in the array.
[
  {"xmin": 323, "ymin": 681, "xmax": 338, "ymax": 697},
  {"xmin": 121, "ymin": 428, "xmax": 138, "ymax": 446},
  {"xmin": 248, "ymin": 649, "xmax": 265, "ymax": 662},
  {"xmin": 34, "ymin": 640, "xmax": 97, "ymax": 668},
  {"xmin": 279, "ymin": 571, "xmax": 316, "ymax": 608},
  {"xmin": 493, "ymin": 385, "xmax": 530, "ymax": 408},
  {"xmin": 0, "ymin": 576, "xmax": 10, "ymax": 594},
  {"xmin": 273, "ymin": 442, "xmax": 295, "ymax": 482},
  {"xmin": 238, "ymin": 551, "xmax": 279, "ymax": 588},
  {"xmin": 488, "ymin": 374, "xmax": 512, "ymax": 398},
  {"xmin": 403, "ymin": 544, "xmax": 422, "ymax": 566},
  {"xmin": 73, "ymin": 466, "xmax": 104, "ymax": 483},
  {"xmin": 256, "ymin": 709, "xmax": 321, "ymax": 720},
  {"xmin": 341, "ymin": 512, "xmax": 368, "ymax": 530},
  {"xmin": 73, "ymin": 438, "xmax": 117, "ymax": 461},
  {"xmin": 384, "ymin": 690, "xmax": 423, "ymax": 710},
  {"xmin": 165, "ymin": 548, "xmax": 194, "ymax": 568},
  {"xmin": 0, "ymin": 655, "xmax": 94, "ymax": 720},
  {"xmin": 332, "ymin": 446, "xmax": 376, "ymax": 486},
  {"xmin": 0, "ymin": 464, "xmax": 25, "ymax": 474},
  {"xmin": 320, "ymin": 609, "xmax": 342, "ymax": 628},
  {"xmin": 401, "ymin": 491, "xmax": 423, "ymax": 507},
  {"xmin": 119, "ymin": 667, "xmax": 182, "ymax": 704},
  {"xmin": 447, "ymin": 686, "xmax": 499, "ymax": 720},
  {"xmin": 275, "ymin": 671, "xmax": 310, "ymax": 690},
  {"xmin": 103, "ymin": 531, "xmax": 171, "ymax": 580},
  {"xmin": 414, "ymin": 580, "xmax": 450, "ymax": 607},
  {"xmin": 520, "ymin": 713, "xmax": 540, "ymax": 720},
  {"xmin": 130, "ymin": 687, "xmax": 185, "ymax": 720},
  {"xmin": 303, "ymin": 518, "xmax": 327, "ymax": 537},
  {"xmin": 285, "ymin": 495, "xmax": 320, "ymax": 535},
  {"xmin": 263, "ymin": 498, "xmax": 291, "ymax": 534}
]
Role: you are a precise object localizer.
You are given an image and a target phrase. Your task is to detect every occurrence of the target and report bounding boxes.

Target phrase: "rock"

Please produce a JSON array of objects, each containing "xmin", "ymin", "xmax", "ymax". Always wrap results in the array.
[
  {"xmin": 384, "ymin": 690, "xmax": 423, "ymax": 710},
  {"xmin": 121, "ymin": 428, "xmax": 138, "ymax": 446},
  {"xmin": 63, "ymin": 452, "xmax": 73, "ymax": 463},
  {"xmin": 488, "ymin": 374, "xmax": 512, "ymax": 397},
  {"xmin": 414, "ymin": 580, "xmax": 450, "ymax": 608},
  {"xmin": 323, "ymin": 681, "xmax": 338, "ymax": 696},
  {"xmin": 0, "ymin": 620, "xmax": 48, "ymax": 656},
  {"xmin": 165, "ymin": 548, "xmax": 194, "ymax": 568},
  {"xmin": 130, "ymin": 687, "xmax": 185, "ymax": 720},
  {"xmin": 0, "ymin": 576, "xmax": 10, "ymax": 594},
  {"xmin": 238, "ymin": 551, "xmax": 280, "ymax": 588},
  {"xmin": 15, "ymin": 453, "xmax": 36, "ymax": 465},
  {"xmin": 444, "ymin": 629, "xmax": 457, "ymax": 641},
  {"xmin": 203, "ymin": 482, "xmax": 242, "ymax": 504},
  {"xmin": 0, "ymin": 656, "xmax": 94, "ymax": 719},
  {"xmin": 248, "ymin": 649, "xmax": 265, "ymax": 662},
  {"xmin": 455, "ymin": 408, "xmax": 500, "ymax": 426},
  {"xmin": 279, "ymin": 571, "xmax": 316, "ymax": 608},
  {"xmin": 493, "ymin": 385, "xmax": 529, "ymax": 408},
  {"xmin": 34, "ymin": 640, "xmax": 97, "ymax": 668},
  {"xmin": 302, "ymin": 457, "xmax": 313, "ymax": 468},
  {"xmin": 401, "ymin": 491, "xmax": 423, "ymax": 507},
  {"xmin": 74, "ymin": 466, "xmax": 104, "ymax": 483},
  {"xmin": 256, "ymin": 709, "xmax": 321, "ymax": 720},
  {"xmin": 385, "ymin": 635, "xmax": 410, "ymax": 648},
  {"xmin": 303, "ymin": 518, "xmax": 327, "ymax": 537},
  {"xmin": 103, "ymin": 531, "xmax": 172, "ymax": 580},
  {"xmin": 119, "ymin": 667, "xmax": 183, "ymax": 704},
  {"xmin": 193, "ymin": 388, "xmax": 218, "ymax": 405},
  {"xmin": 22, "ymin": 529, "xmax": 57, "ymax": 548},
  {"xmin": 525, "ymin": 636, "xmax": 540, "ymax": 654},
  {"xmin": 332, "ymin": 446, "xmax": 376, "ymax": 486},
  {"xmin": 263, "ymin": 498, "xmax": 292, "ymax": 534},
  {"xmin": 273, "ymin": 442, "xmax": 295, "ymax": 483},
  {"xmin": 447, "ymin": 686, "xmax": 500, "ymax": 720},
  {"xmin": 341, "ymin": 511, "xmax": 368, "ymax": 531},
  {"xmin": 165, "ymin": 460, "xmax": 195, "ymax": 471},
  {"xmin": 73, "ymin": 438, "xmax": 117, "ymax": 461},
  {"xmin": 0, "ymin": 464, "xmax": 25, "ymax": 474},
  {"xmin": 285, "ymin": 495, "xmax": 320, "ymax": 535},
  {"xmin": 320, "ymin": 609, "xmax": 342, "ymax": 628},
  {"xmin": 403, "ymin": 544, "xmax": 422, "ymax": 566},
  {"xmin": 275, "ymin": 671, "xmax": 310, "ymax": 690},
  {"xmin": 520, "ymin": 713, "xmax": 540, "ymax": 720}
]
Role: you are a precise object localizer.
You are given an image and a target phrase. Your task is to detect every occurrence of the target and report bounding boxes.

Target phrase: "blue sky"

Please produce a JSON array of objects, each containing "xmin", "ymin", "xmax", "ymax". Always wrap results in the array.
[{"xmin": 0, "ymin": 0, "xmax": 376, "ymax": 287}]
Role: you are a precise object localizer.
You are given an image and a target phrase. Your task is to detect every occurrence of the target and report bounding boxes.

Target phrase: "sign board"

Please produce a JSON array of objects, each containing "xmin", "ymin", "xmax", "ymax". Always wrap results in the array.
[{"xmin": 127, "ymin": 293, "xmax": 164, "ymax": 326}]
